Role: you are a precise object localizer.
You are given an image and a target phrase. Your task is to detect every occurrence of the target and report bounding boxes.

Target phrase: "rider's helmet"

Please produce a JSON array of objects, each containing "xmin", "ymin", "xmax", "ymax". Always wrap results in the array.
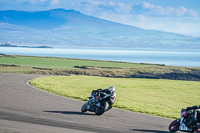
[{"xmin": 108, "ymin": 86, "xmax": 115, "ymax": 92}]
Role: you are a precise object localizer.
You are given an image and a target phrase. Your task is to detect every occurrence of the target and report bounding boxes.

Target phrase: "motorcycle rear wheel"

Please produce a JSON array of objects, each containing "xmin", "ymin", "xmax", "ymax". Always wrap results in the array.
[
  {"xmin": 169, "ymin": 119, "xmax": 180, "ymax": 132},
  {"xmin": 95, "ymin": 102, "xmax": 108, "ymax": 115}
]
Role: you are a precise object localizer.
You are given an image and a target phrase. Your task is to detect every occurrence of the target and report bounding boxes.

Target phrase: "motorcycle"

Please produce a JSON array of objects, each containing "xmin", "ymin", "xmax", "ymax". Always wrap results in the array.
[
  {"xmin": 169, "ymin": 106, "xmax": 200, "ymax": 133},
  {"xmin": 81, "ymin": 89, "xmax": 116, "ymax": 115}
]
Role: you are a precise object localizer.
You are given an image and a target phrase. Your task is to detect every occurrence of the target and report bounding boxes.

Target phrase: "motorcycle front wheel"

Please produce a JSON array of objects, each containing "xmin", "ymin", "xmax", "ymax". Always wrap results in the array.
[
  {"xmin": 168, "ymin": 119, "xmax": 180, "ymax": 132},
  {"xmin": 81, "ymin": 102, "xmax": 87, "ymax": 113},
  {"xmin": 95, "ymin": 102, "xmax": 108, "ymax": 115}
]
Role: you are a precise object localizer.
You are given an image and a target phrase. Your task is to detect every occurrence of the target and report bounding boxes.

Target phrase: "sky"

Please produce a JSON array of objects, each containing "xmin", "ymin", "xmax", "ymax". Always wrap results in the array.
[{"xmin": 0, "ymin": 0, "xmax": 200, "ymax": 34}]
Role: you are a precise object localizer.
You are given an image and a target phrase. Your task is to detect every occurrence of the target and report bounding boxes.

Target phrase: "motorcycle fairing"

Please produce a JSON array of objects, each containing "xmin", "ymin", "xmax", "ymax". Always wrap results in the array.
[{"xmin": 179, "ymin": 118, "xmax": 192, "ymax": 131}]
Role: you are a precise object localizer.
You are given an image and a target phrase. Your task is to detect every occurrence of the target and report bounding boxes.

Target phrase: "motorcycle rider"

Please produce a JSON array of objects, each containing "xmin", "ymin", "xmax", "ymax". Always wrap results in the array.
[
  {"xmin": 185, "ymin": 105, "xmax": 200, "ymax": 124},
  {"xmin": 92, "ymin": 86, "xmax": 116, "ymax": 109},
  {"xmin": 93, "ymin": 86, "xmax": 116, "ymax": 99},
  {"xmin": 186, "ymin": 105, "xmax": 200, "ymax": 111}
]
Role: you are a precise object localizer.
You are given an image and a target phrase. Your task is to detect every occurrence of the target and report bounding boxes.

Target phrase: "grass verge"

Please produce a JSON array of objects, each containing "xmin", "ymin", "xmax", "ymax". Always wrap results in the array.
[{"xmin": 30, "ymin": 75, "xmax": 200, "ymax": 119}]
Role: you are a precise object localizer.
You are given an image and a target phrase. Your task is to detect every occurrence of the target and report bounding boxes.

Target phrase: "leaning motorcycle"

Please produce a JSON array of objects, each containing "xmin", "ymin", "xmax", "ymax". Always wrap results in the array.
[
  {"xmin": 81, "ymin": 90, "xmax": 116, "ymax": 115},
  {"xmin": 169, "ymin": 107, "xmax": 200, "ymax": 133}
]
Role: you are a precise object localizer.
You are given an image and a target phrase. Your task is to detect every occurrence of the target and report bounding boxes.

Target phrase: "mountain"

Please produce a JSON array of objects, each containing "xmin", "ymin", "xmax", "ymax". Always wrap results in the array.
[{"xmin": 0, "ymin": 8, "xmax": 200, "ymax": 49}]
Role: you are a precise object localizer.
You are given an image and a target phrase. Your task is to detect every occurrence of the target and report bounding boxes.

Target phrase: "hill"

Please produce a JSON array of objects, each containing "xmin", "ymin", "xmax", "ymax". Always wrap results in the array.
[{"xmin": 0, "ymin": 8, "xmax": 200, "ymax": 49}]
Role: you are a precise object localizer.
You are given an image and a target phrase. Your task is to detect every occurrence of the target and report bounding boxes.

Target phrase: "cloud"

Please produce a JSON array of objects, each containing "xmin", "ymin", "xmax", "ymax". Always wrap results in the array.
[
  {"xmin": 16, "ymin": 0, "xmax": 60, "ymax": 5},
  {"xmin": 72, "ymin": 1, "xmax": 133, "ymax": 15},
  {"xmin": 50, "ymin": 0, "xmax": 59, "ymax": 6},
  {"xmin": 74, "ymin": 1, "xmax": 198, "ymax": 18},
  {"xmin": 132, "ymin": 2, "xmax": 198, "ymax": 18},
  {"xmin": 16, "ymin": 0, "xmax": 48, "ymax": 4}
]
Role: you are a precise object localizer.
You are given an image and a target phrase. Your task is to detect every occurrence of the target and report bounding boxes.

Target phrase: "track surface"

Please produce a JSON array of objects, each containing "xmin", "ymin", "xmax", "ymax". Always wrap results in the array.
[{"xmin": 0, "ymin": 73, "xmax": 174, "ymax": 133}]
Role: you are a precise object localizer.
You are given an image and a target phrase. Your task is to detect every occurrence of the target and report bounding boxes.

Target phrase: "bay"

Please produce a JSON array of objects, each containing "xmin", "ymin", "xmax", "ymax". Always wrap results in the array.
[{"xmin": 0, "ymin": 47, "xmax": 200, "ymax": 67}]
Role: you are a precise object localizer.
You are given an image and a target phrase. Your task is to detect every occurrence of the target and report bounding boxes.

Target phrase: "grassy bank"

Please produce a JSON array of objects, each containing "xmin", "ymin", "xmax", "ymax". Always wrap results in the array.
[
  {"xmin": 30, "ymin": 75, "xmax": 200, "ymax": 119},
  {"xmin": 1, "ymin": 55, "xmax": 200, "ymax": 81}
]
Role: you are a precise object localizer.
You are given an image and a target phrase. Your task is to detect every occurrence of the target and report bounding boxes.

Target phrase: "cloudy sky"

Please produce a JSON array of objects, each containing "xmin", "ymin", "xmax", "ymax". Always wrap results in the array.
[{"xmin": 1, "ymin": 0, "xmax": 200, "ymax": 34}]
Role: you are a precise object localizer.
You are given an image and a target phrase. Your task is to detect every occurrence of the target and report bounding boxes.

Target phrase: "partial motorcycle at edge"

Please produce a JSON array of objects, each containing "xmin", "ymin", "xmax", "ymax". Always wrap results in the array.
[{"xmin": 169, "ymin": 105, "xmax": 200, "ymax": 133}]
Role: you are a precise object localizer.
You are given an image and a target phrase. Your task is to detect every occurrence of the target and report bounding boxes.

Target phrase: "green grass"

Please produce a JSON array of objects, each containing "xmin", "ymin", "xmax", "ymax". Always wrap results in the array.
[
  {"xmin": 0, "ymin": 55, "xmax": 152, "ymax": 68},
  {"xmin": 30, "ymin": 75, "xmax": 200, "ymax": 119}
]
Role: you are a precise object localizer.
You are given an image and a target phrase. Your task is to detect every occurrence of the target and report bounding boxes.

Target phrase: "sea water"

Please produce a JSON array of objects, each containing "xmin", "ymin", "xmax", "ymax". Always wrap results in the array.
[{"xmin": 0, "ymin": 47, "xmax": 200, "ymax": 67}]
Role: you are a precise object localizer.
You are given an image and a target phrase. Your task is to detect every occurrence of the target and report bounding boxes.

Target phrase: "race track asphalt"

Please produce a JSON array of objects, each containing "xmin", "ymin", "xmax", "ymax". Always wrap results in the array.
[{"xmin": 0, "ymin": 73, "xmax": 174, "ymax": 133}]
